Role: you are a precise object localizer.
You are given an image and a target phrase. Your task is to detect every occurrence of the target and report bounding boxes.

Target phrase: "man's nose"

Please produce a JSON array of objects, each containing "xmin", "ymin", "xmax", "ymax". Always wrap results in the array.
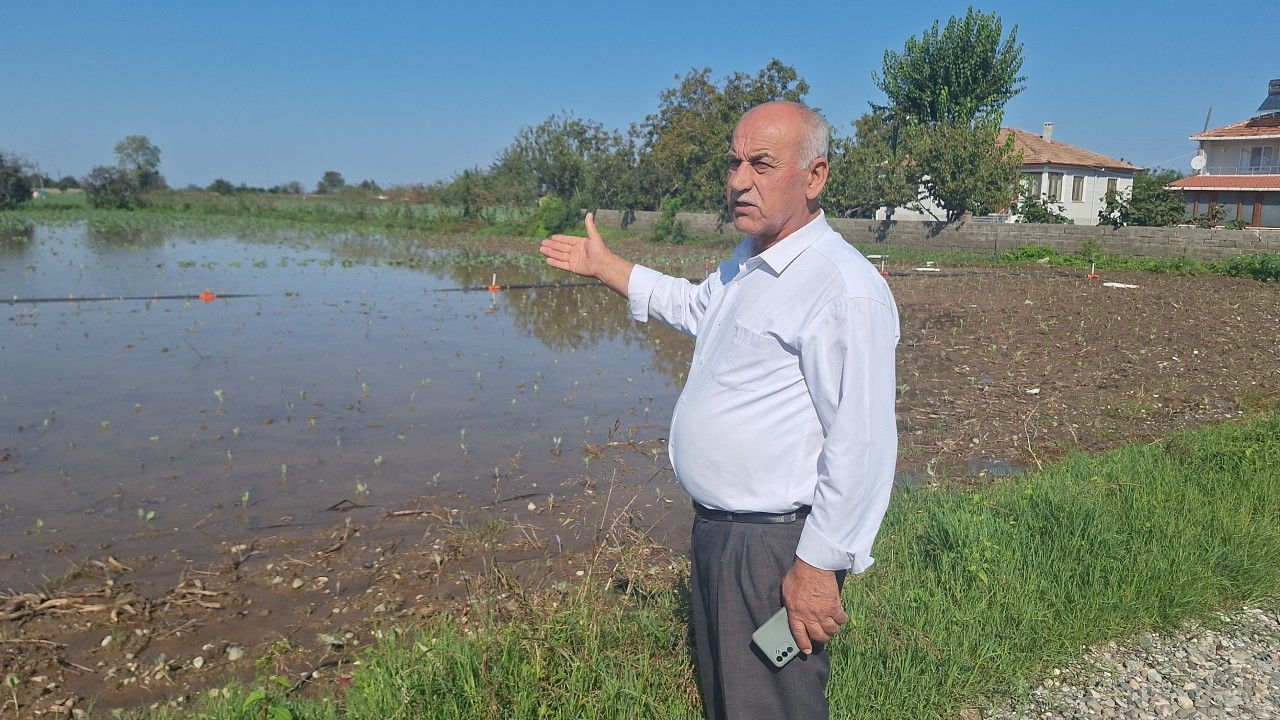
[{"xmin": 727, "ymin": 164, "xmax": 751, "ymax": 193}]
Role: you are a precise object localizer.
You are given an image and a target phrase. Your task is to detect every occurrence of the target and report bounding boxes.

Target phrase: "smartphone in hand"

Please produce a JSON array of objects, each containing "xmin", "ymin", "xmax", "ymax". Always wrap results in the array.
[{"xmin": 752, "ymin": 607, "xmax": 800, "ymax": 668}]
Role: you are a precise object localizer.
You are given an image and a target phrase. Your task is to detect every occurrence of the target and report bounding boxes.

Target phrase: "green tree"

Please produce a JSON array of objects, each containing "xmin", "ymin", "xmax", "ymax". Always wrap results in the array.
[
  {"xmin": 207, "ymin": 178, "xmax": 236, "ymax": 195},
  {"xmin": 316, "ymin": 170, "xmax": 346, "ymax": 195},
  {"xmin": 824, "ymin": 108, "xmax": 918, "ymax": 218},
  {"xmin": 907, "ymin": 119, "xmax": 1022, "ymax": 221},
  {"xmin": 83, "ymin": 165, "xmax": 144, "ymax": 209},
  {"xmin": 114, "ymin": 135, "xmax": 165, "ymax": 191},
  {"xmin": 1098, "ymin": 169, "xmax": 1186, "ymax": 227},
  {"xmin": 875, "ymin": 7, "xmax": 1025, "ymax": 126},
  {"xmin": 637, "ymin": 60, "xmax": 810, "ymax": 214},
  {"xmin": 0, "ymin": 151, "xmax": 34, "ymax": 210},
  {"xmin": 872, "ymin": 9, "xmax": 1026, "ymax": 222}
]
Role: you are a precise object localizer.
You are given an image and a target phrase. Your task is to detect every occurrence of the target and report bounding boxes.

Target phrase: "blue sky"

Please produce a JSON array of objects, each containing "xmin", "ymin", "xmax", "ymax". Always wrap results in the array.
[{"xmin": 4, "ymin": 1, "xmax": 1276, "ymax": 190}]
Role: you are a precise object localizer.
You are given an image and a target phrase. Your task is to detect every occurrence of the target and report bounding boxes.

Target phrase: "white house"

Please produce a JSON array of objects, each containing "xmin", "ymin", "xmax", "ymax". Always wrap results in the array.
[
  {"xmin": 876, "ymin": 123, "xmax": 1139, "ymax": 225},
  {"xmin": 1169, "ymin": 79, "xmax": 1280, "ymax": 228}
]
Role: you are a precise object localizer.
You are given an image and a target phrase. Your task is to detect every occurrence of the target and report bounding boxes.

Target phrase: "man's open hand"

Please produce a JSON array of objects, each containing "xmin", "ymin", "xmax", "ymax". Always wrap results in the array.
[{"xmin": 539, "ymin": 212, "xmax": 633, "ymax": 295}]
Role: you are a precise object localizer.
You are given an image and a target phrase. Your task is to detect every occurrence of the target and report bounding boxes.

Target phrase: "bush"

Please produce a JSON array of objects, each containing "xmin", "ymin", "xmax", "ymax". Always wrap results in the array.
[
  {"xmin": 1218, "ymin": 253, "xmax": 1280, "ymax": 283},
  {"xmin": 651, "ymin": 197, "xmax": 689, "ymax": 244},
  {"xmin": 83, "ymin": 166, "xmax": 144, "ymax": 209},
  {"xmin": 0, "ymin": 151, "xmax": 33, "ymax": 210},
  {"xmin": 1012, "ymin": 188, "xmax": 1072, "ymax": 224},
  {"xmin": 528, "ymin": 194, "xmax": 578, "ymax": 237},
  {"xmin": 999, "ymin": 244, "xmax": 1058, "ymax": 263}
]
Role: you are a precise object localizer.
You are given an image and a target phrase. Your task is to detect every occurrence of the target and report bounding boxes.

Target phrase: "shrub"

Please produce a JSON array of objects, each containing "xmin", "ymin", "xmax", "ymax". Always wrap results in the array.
[
  {"xmin": 1012, "ymin": 188, "xmax": 1072, "ymax": 224},
  {"xmin": 1000, "ymin": 244, "xmax": 1058, "ymax": 263},
  {"xmin": 0, "ymin": 151, "xmax": 33, "ymax": 210},
  {"xmin": 528, "ymin": 194, "xmax": 578, "ymax": 237},
  {"xmin": 1219, "ymin": 253, "xmax": 1280, "ymax": 283},
  {"xmin": 651, "ymin": 197, "xmax": 689, "ymax": 244},
  {"xmin": 83, "ymin": 165, "xmax": 144, "ymax": 209}
]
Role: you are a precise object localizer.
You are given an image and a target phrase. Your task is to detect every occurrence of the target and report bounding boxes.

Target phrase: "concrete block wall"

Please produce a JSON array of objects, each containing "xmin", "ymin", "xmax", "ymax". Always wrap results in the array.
[{"xmin": 589, "ymin": 209, "xmax": 1280, "ymax": 260}]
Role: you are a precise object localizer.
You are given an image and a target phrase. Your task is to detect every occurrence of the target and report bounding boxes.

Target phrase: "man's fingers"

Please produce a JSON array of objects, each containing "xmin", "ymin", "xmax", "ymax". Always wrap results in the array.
[
  {"xmin": 584, "ymin": 211, "xmax": 601, "ymax": 241},
  {"xmin": 789, "ymin": 618, "xmax": 814, "ymax": 654}
]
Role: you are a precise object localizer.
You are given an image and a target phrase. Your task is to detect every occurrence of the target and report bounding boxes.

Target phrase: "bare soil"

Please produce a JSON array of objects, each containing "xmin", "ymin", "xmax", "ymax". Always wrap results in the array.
[{"xmin": 3, "ymin": 259, "xmax": 1278, "ymax": 718}]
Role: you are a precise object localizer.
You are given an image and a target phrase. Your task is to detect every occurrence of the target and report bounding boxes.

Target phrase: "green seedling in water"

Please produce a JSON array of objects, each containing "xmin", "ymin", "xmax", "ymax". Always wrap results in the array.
[
  {"xmin": 355, "ymin": 480, "xmax": 368, "ymax": 496},
  {"xmin": 213, "ymin": 389, "xmax": 225, "ymax": 404},
  {"xmin": 240, "ymin": 491, "xmax": 250, "ymax": 507},
  {"xmin": 232, "ymin": 426, "xmax": 241, "ymax": 438},
  {"xmin": 100, "ymin": 420, "xmax": 110, "ymax": 432},
  {"xmin": 137, "ymin": 508, "xmax": 155, "ymax": 523},
  {"xmin": 374, "ymin": 455, "xmax": 383, "ymax": 471},
  {"xmin": 280, "ymin": 464, "xmax": 288, "ymax": 480}
]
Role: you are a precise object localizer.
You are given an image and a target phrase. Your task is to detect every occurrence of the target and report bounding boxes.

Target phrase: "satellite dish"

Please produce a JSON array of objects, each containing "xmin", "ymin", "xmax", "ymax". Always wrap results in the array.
[{"xmin": 1191, "ymin": 153, "xmax": 1206, "ymax": 171}]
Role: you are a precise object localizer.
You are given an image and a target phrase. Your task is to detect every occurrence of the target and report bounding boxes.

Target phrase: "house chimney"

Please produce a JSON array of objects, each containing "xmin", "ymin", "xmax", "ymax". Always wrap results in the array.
[
  {"xmin": 1042, "ymin": 122, "xmax": 1054, "ymax": 143},
  {"xmin": 1257, "ymin": 79, "xmax": 1280, "ymax": 116}
]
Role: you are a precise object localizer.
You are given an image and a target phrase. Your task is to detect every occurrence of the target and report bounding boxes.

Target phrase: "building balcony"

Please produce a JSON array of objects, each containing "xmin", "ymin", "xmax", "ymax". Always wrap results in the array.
[{"xmin": 1204, "ymin": 165, "xmax": 1280, "ymax": 176}]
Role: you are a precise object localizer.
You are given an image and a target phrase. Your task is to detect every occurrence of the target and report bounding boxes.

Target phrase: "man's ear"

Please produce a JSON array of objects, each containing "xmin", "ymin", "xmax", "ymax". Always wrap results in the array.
[{"xmin": 806, "ymin": 157, "xmax": 829, "ymax": 201}]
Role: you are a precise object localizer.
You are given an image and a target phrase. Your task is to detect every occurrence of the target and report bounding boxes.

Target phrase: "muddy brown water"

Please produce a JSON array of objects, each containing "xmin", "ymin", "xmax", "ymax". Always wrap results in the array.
[{"xmin": 1, "ymin": 225, "xmax": 694, "ymax": 593}]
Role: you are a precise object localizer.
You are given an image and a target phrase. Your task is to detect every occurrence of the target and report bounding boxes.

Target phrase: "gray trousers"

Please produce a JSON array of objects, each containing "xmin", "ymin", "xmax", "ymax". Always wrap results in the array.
[{"xmin": 690, "ymin": 515, "xmax": 845, "ymax": 720}]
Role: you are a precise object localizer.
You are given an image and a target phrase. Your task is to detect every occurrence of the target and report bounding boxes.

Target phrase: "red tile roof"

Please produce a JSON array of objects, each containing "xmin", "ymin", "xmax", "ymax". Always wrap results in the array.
[
  {"xmin": 1169, "ymin": 175, "xmax": 1280, "ymax": 191},
  {"xmin": 1000, "ymin": 128, "xmax": 1139, "ymax": 173},
  {"xmin": 1192, "ymin": 114, "xmax": 1280, "ymax": 140}
]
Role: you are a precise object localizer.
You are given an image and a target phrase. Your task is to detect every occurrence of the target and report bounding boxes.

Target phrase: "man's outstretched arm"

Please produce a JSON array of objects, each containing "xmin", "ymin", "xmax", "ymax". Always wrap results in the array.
[{"xmin": 539, "ymin": 212, "xmax": 634, "ymax": 297}]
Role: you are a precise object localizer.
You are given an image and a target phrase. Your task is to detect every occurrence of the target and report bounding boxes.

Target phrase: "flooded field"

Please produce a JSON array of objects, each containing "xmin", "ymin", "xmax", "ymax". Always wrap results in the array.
[
  {"xmin": 3, "ymin": 223, "xmax": 1278, "ymax": 715},
  {"xmin": 2, "ymin": 225, "xmax": 693, "ymax": 593}
]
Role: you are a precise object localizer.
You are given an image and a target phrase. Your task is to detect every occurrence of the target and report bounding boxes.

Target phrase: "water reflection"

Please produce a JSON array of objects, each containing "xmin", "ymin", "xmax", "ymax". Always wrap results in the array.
[{"xmin": 0, "ymin": 225, "xmax": 692, "ymax": 591}]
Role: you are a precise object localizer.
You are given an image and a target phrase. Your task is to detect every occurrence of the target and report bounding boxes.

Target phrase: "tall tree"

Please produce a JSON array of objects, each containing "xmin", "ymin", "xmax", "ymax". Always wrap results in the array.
[
  {"xmin": 871, "ymin": 8, "xmax": 1026, "ymax": 222},
  {"xmin": 114, "ymin": 135, "xmax": 164, "ymax": 191},
  {"xmin": 637, "ymin": 60, "xmax": 810, "ymax": 214},
  {"xmin": 874, "ymin": 7, "xmax": 1025, "ymax": 126},
  {"xmin": 316, "ymin": 170, "xmax": 346, "ymax": 195}
]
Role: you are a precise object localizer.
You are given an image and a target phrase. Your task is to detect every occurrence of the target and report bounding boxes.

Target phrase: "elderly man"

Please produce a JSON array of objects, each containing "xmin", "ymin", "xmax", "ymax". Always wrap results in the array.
[{"xmin": 540, "ymin": 101, "xmax": 899, "ymax": 719}]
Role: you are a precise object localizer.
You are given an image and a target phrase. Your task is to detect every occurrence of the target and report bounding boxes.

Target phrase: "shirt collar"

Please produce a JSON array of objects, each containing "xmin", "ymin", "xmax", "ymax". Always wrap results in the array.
[{"xmin": 733, "ymin": 211, "xmax": 830, "ymax": 275}]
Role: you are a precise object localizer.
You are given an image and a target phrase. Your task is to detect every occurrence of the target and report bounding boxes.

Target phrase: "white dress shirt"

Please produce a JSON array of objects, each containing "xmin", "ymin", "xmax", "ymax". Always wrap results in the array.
[{"xmin": 627, "ymin": 213, "xmax": 899, "ymax": 572}]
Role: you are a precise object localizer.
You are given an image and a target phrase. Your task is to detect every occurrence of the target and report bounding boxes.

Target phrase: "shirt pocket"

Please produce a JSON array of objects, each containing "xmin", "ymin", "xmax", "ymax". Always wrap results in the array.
[{"xmin": 710, "ymin": 322, "xmax": 786, "ymax": 391}]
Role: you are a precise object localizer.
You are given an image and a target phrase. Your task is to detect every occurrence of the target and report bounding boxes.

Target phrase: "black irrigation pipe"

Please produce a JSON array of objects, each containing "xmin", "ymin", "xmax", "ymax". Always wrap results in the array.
[{"xmin": 7, "ymin": 293, "xmax": 265, "ymax": 305}]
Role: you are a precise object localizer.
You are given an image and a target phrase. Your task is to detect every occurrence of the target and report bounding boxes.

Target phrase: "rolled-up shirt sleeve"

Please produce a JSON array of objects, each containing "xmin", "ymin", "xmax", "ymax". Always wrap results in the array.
[{"xmin": 794, "ymin": 295, "xmax": 900, "ymax": 573}]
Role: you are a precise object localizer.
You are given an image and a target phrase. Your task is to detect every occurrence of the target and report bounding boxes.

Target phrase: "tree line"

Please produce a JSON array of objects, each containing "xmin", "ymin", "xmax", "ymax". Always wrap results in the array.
[{"xmin": 1, "ymin": 8, "xmax": 1186, "ymax": 229}]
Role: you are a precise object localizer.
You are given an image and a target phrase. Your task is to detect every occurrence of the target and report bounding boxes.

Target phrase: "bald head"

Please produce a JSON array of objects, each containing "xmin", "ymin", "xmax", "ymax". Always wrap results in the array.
[{"xmin": 737, "ymin": 102, "xmax": 830, "ymax": 169}]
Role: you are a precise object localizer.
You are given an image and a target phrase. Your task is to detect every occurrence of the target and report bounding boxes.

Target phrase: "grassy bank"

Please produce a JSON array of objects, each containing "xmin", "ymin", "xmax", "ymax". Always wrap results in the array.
[{"xmin": 135, "ymin": 410, "xmax": 1279, "ymax": 719}]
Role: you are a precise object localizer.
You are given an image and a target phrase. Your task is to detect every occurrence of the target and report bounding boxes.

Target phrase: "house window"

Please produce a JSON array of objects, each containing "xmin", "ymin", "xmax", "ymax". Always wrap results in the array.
[
  {"xmin": 1240, "ymin": 146, "xmax": 1277, "ymax": 172},
  {"xmin": 1047, "ymin": 173, "xmax": 1063, "ymax": 202},
  {"xmin": 1022, "ymin": 173, "xmax": 1042, "ymax": 197},
  {"xmin": 1072, "ymin": 176, "xmax": 1085, "ymax": 202},
  {"xmin": 1106, "ymin": 178, "xmax": 1118, "ymax": 195}
]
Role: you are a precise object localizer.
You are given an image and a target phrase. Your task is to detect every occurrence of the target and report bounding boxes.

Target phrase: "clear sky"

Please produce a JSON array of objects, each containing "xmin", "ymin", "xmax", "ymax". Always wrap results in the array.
[{"xmin": 4, "ymin": 0, "xmax": 1277, "ymax": 190}]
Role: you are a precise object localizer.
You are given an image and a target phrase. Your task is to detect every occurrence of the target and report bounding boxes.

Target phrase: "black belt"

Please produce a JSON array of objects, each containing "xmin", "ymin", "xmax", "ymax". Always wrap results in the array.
[{"xmin": 693, "ymin": 501, "xmax": 811, "ymax": 524}]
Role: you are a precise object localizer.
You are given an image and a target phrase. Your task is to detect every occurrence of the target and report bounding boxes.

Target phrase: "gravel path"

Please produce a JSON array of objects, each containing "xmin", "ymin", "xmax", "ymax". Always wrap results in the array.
[{"xmin": 983, "ymin": 604, "xmax": 1279, "ymax": 719}]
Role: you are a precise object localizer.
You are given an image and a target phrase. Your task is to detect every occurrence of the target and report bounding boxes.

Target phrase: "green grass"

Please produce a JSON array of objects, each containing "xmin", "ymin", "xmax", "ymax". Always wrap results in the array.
[{"xmin": 132, "ymin": 410, "xmax": 1280, "ymax": 719}]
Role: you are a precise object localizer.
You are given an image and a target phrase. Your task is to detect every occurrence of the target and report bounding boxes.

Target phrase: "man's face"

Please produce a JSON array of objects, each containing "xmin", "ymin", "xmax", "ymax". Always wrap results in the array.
[{"xmin": 725, "ymin": 104, "xmax": 822, "ymax": 250}]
